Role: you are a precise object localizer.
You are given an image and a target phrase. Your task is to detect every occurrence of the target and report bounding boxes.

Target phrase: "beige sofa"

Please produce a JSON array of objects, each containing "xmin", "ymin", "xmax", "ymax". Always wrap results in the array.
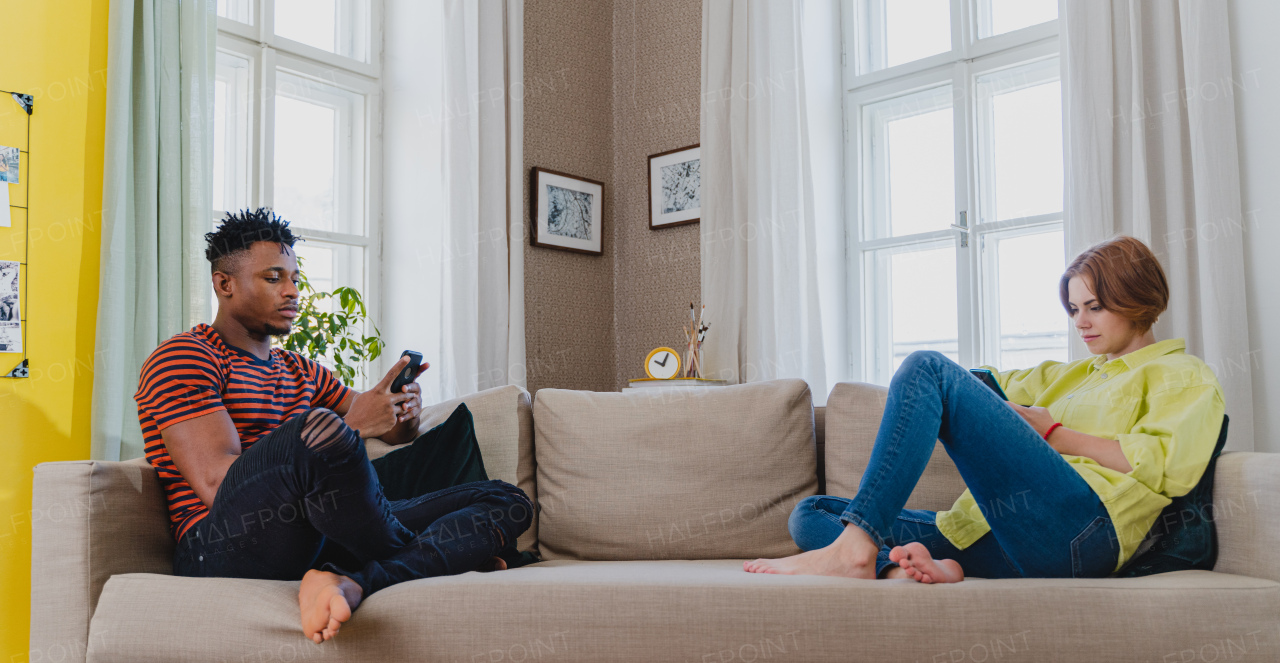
[{"xmin": 28, "ymin": 380, "xmax": 1280, "ymax": 662}]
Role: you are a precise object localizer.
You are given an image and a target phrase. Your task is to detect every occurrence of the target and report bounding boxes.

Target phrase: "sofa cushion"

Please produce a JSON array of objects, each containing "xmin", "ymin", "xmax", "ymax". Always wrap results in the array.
[
  {"xmin": 30, "ymin": 457, "xmax": 173, "ymax": 663},
  {"xmin": 367, "ymin": 384, "xmax": 537, "ymax": 555},
  {"xmin": 87, "ymin": 562, "xmax": 1280, "ymax": 663},
  {"xmin": 533, "ymin": 379, "xmax": 818, "ymax": 560},
  {"xmin": 1213, "ymin": 451, "xmax": 1280, "ymax": 582},
  {"xmin": 824, "ymin": 381, "xmax": 967, "ymax": 511}
]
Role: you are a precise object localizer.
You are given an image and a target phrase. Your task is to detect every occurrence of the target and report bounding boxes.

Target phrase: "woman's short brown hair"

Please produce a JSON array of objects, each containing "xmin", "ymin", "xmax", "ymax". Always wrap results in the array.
[{"xmin": 1059, "ymin": 236, "xmax": 1169, "ymax": 333}]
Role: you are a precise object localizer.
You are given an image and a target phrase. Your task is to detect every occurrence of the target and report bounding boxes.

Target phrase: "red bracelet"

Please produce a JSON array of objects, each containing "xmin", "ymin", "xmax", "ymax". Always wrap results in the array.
[{"xmin": 1043, "ymin": 422, "xmax": 1063, "ymax": 441}]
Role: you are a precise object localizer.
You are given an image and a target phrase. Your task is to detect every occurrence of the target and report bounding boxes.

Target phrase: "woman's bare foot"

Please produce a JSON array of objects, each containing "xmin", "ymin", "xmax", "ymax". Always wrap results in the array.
[
  {"xmin": 744, "ymin": 523, "xmax": 880, "ymax": 579},
  {"xmin": 888, "ymin": 542, "xmax": 964, "ymax": 583},
  {"xmin": 299, "ymin": 569, "xmax": 363, "ymax": 643}
]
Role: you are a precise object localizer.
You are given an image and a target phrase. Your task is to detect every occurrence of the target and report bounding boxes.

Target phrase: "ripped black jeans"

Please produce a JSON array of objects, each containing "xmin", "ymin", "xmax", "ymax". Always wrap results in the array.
[{"xmin": 172, "ymin": 405, "xmax": 533, "ymax": 598}]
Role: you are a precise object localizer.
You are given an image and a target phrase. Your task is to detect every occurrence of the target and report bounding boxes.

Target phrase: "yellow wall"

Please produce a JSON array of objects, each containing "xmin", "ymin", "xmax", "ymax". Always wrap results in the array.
[{"xmin": 0, "ymin": 0, "xmax": 109, "ymax": 659}]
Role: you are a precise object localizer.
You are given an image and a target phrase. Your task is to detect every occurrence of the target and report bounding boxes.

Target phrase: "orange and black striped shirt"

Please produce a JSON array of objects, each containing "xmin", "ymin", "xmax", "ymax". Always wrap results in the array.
[{"xmin": 134, "ymin": 323, "xmax": 354, "ymax": 542}]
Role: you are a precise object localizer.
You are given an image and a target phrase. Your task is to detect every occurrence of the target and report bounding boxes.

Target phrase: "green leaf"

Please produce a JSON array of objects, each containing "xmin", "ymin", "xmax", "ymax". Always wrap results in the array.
[{"xmin": 281, "ymin": 273, "xmax": 383, "ymax": 384}]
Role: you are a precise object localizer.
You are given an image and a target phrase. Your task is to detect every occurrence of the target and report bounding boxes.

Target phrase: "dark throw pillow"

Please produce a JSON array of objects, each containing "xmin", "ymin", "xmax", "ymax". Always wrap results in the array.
[{"xmin": 1112, "ymin": 415, "xmax": 1229, "ymax": 578}]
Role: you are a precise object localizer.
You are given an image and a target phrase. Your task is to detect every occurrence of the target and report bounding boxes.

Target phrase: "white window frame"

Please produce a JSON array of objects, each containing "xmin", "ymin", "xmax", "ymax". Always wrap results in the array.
[
  {"xmin": 214, "ymin": 0, "xmax": 383, "ymax": 385},
  {"xmin": 841, "ymin": 0, "xmax": 1062, "ymax": 384}
]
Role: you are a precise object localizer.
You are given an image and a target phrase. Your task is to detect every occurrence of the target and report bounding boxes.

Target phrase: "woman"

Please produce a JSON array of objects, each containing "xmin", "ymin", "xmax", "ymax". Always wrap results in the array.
[{"xmin": 746, "ymin": 236, "xmax": 1224, "ymax": 582}]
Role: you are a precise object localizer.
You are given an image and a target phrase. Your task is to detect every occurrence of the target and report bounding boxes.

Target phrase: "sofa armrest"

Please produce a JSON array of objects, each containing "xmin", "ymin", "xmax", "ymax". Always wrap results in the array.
[
  {"xmin": 30, "ymin": 457, "xmax": 173, "ymax": 663},
  {"xmin": 1212, "ymin": 451, "xmax": 1280, "ymax": 581}
]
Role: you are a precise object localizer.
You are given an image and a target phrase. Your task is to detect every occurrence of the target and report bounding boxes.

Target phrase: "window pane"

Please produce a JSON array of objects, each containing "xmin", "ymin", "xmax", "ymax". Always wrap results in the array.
[
  {"xmin": 866, "ymin": 243, "xmax": 958, "ymax": 384},
  {"xmin": 976, "ymin": 60, "xmax": 1062, "ymax": 222},
  {"xmin": 864, "ymin": 86, "xmax": 955, "ymax": 238},
  {"xmin": 294, "ymin": 241, "xmax": 367, "ymax": 386},
  {"xmin": 217, "ymin": 0, "xmax": 253, "ymax": 24},
  {"xmin": 214, "ymin": 51, "xmax": 252, "ymax": 214},
  {"xmin": 978, "ymin": 0, "xmax": 1058, "ymax": 39},
  {"xmin": 985, "ymin": 228, "xmax": 1068, "ymax": 370},
  {"xmin": 273, "ymin": 70, "xmax": 365, "ymax": 234},
  {"xmin": 296, "ymin": 241, "xmax": 365, "ymax": 312},
  {"xmin": 857, "ymin": 0, "xmax": 951, "ymax": 74},
  {"xmin": 276, "ymin": 0, "xmax": 370, "ymax": 62}
]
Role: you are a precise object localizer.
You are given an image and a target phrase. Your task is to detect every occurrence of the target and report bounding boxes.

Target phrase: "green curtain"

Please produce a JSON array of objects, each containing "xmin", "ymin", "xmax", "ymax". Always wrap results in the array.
[{"xmin": 91, "ymin": 0, "xmax": 216, "ymax": 461}]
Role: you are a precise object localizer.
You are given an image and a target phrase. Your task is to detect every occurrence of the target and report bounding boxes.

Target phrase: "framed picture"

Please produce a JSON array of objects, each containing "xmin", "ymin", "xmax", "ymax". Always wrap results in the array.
[
  {"xmin": 648, "ymin": 144, "xmax": 700, "ymax": 229},
  {"xmin": 531, "ymin": 167, "xmax": 604, "ymax": 255}
]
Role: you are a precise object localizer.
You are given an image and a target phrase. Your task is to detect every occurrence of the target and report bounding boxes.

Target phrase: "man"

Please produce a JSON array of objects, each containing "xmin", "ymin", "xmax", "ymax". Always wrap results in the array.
[{"xmin": 134, "ymin": 208, "xmax": 532, "ymax": 644}]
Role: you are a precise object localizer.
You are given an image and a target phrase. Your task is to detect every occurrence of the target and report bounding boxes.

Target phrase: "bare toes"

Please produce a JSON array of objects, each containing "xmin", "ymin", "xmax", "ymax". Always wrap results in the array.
[{"xmin": 904, "ymin": 542, "xmax": 930, "ymax": 557}]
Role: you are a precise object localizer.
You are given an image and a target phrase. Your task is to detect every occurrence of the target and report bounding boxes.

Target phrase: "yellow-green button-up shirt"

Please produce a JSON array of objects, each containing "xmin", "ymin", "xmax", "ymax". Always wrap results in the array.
[{"xmin": 934, "ymin": 339, "xmax": 1225, "ymax": 574}]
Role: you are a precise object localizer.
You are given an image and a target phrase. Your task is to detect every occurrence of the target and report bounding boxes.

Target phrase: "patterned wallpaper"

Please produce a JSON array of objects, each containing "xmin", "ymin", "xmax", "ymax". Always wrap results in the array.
[
  {"xmin": 523, "ymin": 0, "xmax": 616, "ymax": 394},
  {"xmin": 610, "ymin": 0, "xmax": 703, "ymax": 390},
  {"xmin": 523, "ymin": 0, "xmax": 702, "ymax": 393}
]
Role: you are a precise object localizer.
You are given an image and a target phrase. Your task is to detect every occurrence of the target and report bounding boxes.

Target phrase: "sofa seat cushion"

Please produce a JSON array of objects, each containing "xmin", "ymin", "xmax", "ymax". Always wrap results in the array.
[
  {"xmin": 533, "ymin": 379, "xmax": 819, "ymax": 561},
  {"xmin": 88, "ymin": 562, "xmax": 1280, "ymax": 663}
]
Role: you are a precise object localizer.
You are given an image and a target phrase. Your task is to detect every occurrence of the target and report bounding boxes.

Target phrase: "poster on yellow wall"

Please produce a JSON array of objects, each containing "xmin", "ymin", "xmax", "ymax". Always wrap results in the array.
[
  {"xmin": 0, "ymin": 145, "xmax": 17, "ymax": 183},
  {"xmin": 0, "ymin": 260, "xmax": 18, "ymax": 352},
  {"xmin": 0, "ymin": 144, "xmax": 18, "ymax": 227}
]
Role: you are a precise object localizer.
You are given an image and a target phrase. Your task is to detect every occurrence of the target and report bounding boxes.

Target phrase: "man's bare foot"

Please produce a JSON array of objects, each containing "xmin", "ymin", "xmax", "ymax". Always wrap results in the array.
[
  {"xmin": 744, "ymin": 523, "xmax": 880, "ymax": 579},
  {"xmin": 888, "ymin": 542, "xmax": 964, "ymax": 583},
  {"xmin": 299, "ymin": 569, "xmax": 364, "ymax": 643},
  {"xmin": 478, "ymin": 556, "xmax": 508, "ymax": 572}
]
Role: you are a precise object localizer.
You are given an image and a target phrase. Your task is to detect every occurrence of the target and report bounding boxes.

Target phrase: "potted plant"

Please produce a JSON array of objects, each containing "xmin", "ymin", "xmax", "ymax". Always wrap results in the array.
[{"xmin": 277, "ymin": 254, "xmax": 385, "ymax": 387}]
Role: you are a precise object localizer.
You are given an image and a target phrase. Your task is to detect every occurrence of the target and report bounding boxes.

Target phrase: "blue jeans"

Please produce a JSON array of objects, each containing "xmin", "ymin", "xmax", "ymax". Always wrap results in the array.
[
  {"xmin": 172, "ymin": 405, "xmax": 533, "ymax": 597},
  {"xmin": 790, "ymin": 351, "xmax": 1119, "ymax": 579}
]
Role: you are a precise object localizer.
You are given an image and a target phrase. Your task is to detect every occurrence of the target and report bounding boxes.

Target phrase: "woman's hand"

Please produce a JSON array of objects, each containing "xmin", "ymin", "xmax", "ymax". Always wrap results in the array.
[
  {"xmin": 1007, "ymin": 402, "xmax": 1134, "ymax": 472},
  {"xmin": 1007, "ymin": 402, "xmax": 1056, "ymax": 439}
]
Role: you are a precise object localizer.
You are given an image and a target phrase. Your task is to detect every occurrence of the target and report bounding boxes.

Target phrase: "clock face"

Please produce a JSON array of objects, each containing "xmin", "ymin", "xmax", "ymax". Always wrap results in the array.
[{"xmin": 645, "ymin": 347, "xmax": 681, "ymax": 380}]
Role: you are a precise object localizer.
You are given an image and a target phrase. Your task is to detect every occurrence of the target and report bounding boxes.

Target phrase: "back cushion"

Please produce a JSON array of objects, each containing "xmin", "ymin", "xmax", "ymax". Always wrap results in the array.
[
  {"xmin": 824, "ymin": 382, "xmax": 967, "ymax": 511},
  {"xmin": 534, "ymin": 379, "xmax": 818, "ymax": 561}
]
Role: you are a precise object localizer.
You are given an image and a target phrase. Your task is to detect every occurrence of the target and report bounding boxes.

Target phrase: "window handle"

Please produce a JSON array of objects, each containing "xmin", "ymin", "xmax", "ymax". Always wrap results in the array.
[{"xmin": 951, "ymin": 211, "xmax": 969, "ymax": 247}]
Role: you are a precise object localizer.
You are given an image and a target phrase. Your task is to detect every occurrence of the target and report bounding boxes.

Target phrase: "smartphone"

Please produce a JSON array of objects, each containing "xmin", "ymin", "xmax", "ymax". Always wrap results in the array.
[
  {"xmin": 970, "ymin": 368, "xmax": 1008, "ymax": 401},
  {"xmin": 390, "ymin": 350, "xmax": 424, "ymax": 393}
]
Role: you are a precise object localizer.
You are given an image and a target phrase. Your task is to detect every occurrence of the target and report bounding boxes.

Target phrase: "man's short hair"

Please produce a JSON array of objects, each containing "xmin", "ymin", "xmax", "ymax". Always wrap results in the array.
[{"xmin": 204, "ymin": 208, "xmax": 300, "ymax": 275}]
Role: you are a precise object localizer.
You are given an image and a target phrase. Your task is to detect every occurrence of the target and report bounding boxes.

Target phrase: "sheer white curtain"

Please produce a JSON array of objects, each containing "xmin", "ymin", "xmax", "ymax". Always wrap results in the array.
[
  {"xmin": 700, "ymin": 0, "xmax": 845, "ymax": 402},
  {"xmin": 1063, "ymin": 1, "xmax": 1255, "ymax": 451},
  {"xmin": 382, "ymin": 0, "xmax": 525, "ymax": 403}
]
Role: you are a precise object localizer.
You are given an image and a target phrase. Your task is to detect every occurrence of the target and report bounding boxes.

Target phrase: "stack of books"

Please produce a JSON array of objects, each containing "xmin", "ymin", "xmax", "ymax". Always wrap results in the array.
[{"xmin": 624, "ymin": 377, "xmax": 729, "ymax": 391}]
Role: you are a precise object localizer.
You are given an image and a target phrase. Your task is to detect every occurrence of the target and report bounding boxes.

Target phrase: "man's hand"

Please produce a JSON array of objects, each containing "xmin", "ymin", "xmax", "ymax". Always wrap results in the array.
[
  {"xmin": 380, "ymin": 360, "xmax": 430, "ymax": 445},
  {"xmin": 1007, "ymin": 402, "xmax": 1056, "ymax": 439},
  {"xmin": 342, "ymin": 355, "xmax": 428, "ymax": 440}
]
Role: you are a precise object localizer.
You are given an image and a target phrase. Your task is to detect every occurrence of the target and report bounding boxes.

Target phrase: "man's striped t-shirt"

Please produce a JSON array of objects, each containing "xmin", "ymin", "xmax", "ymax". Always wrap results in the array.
[{"xmin": 134, "ymin": 323, "xmax": 355, "ymax": 541}]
